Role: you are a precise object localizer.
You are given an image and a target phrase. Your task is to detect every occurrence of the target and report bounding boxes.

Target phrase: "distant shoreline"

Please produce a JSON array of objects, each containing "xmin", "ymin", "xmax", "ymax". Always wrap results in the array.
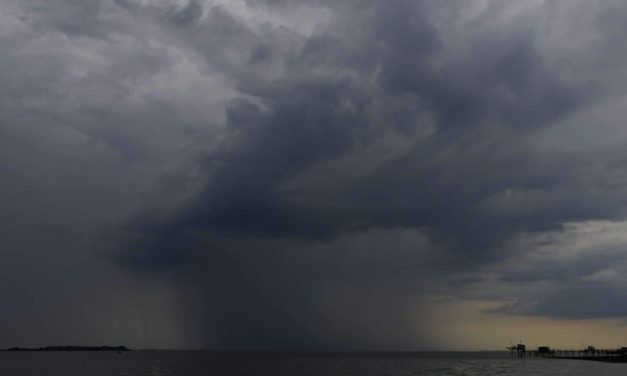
[{"xmin": 2, "ymin": 346, "xmax": 130, "ymax": 352}]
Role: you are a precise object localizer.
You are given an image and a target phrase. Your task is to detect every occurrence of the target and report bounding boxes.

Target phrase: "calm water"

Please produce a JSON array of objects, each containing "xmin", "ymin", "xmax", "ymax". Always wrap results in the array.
[{"xmin": 1, "ymin": 351, "xmax": 626, "ymax": 376}]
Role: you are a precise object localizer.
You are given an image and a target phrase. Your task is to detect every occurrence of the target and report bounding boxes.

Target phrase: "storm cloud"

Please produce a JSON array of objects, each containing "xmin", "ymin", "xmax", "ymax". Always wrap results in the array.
[{"xmin": 4, "ymin": 0, "xmax": 627, "ymax": 349}]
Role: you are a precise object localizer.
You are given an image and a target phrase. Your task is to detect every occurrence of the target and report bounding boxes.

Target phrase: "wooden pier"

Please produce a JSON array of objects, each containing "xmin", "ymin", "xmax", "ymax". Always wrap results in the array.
[{"xmin": 508, "ymin": 344, "xmax": 627, "ymax": 362}]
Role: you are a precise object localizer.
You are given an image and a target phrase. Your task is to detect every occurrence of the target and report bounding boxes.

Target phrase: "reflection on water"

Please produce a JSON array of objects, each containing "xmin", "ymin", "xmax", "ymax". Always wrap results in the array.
[{"xmin": 1, "ymin": 351, "xmax": 626, "ymax": 376}]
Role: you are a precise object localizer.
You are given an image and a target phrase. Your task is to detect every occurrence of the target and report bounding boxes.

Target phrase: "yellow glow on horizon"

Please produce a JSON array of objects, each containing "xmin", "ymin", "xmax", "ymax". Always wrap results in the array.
[{"xmin": 425, "ymin": 298, "xmax": 627, "ymax": 351}]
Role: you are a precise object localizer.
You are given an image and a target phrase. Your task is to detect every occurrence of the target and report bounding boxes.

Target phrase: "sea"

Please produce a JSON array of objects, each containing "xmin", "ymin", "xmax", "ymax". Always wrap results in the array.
[{"xmin": 1, "ymin": 351, "xmax": 626, "ymax": 376}]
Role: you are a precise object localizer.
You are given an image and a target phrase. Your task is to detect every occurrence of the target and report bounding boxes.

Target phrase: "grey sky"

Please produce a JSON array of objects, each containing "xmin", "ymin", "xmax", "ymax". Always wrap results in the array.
[{"xmin": 3, "ymin": 0, "xmax": 627, "ymax": 350}]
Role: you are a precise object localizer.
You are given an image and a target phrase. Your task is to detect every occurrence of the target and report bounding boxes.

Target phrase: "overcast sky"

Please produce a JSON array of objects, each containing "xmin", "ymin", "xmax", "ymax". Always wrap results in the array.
[{"xmin": 5, "ymin": 0, "xmax": 627, "ymax": 350}]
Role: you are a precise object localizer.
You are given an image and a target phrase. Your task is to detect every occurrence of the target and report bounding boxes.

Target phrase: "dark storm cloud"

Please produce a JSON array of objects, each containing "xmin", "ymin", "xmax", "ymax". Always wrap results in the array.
[
  {"xmin": 484, "ymin": 221, "xmax": 627, "ymax": 319},
  {"xmin": 105, "ymin": 0, "xmax": 627, "ymax": 344},
  {"xmin": 497, "ymin": 283, "xmax": 627, "ymax": 319},
  {"xmin": 107, "ymin": 0, "xmax": 625, "ymax": 347},
  {"xmin": 5, "ymin": 0, "xmax": 627, "ymax": 349},
  {"xmin": 122, "ymin": 0, "xmax": 584, "ymax": 263},
  {"xmin": 24, "ymin": 0, "xmax": 107, "ymax": 38}
]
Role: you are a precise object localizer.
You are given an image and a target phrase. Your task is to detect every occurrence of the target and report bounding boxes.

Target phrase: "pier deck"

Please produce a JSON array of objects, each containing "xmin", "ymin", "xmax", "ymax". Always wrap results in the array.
[{"xmin": 508, "ymin": 345, "xmax": 627, "ymax": 363}]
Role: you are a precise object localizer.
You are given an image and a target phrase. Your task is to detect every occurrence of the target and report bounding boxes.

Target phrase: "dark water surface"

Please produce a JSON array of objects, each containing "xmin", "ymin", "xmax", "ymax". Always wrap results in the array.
[{"xmin": 1, "ymin": 351, "xmax": 626, "ymax": 375}]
